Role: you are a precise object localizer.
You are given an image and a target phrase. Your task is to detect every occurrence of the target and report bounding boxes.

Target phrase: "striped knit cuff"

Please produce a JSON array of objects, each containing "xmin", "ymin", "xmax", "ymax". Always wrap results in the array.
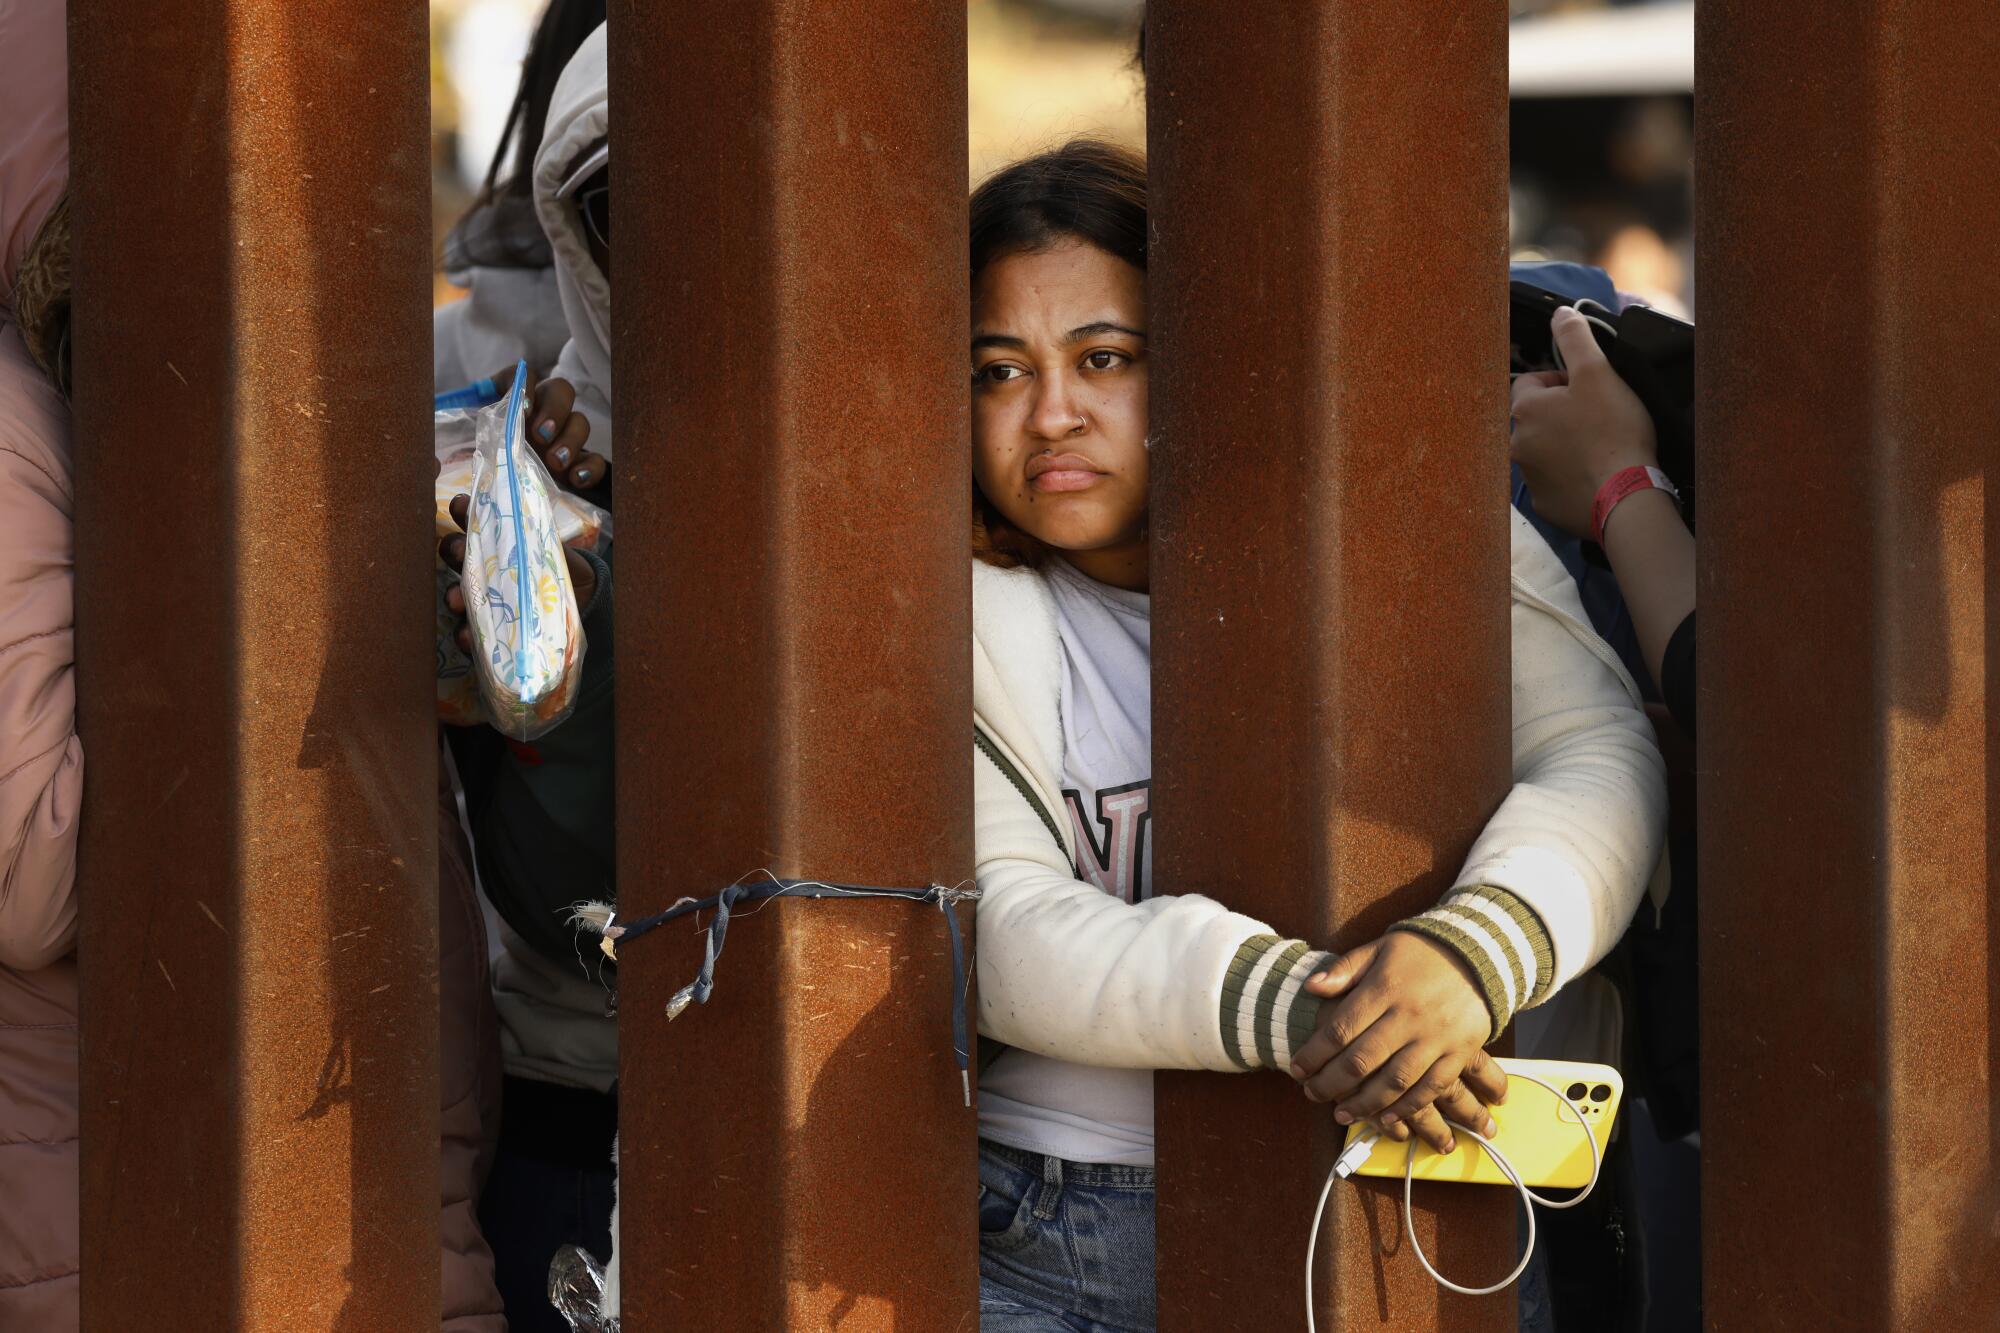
[
  {"xmin": 1218, "ymin": 934, "xmax": 1336, "ymax": 1072},
  {"xmin": 1391, "ymin": 886, "xmax": 1555, "ymax": 1040}
]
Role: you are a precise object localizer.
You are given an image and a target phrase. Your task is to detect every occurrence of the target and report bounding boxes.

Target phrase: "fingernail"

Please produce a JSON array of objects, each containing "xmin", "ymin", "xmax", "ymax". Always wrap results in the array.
[
  {"xmin": 1378, "ymin": 1112, "xmax": 1397, "ymax": 1129},
  {"xmin": 1441, "ymin": 1137, "xmax": 1455, "ymax": 1154},
  {"xmin": 1288, "ymin": 1063, "xmax": 1304, "ymax": 1080},
  {"xmin": 575, "ymin": 467, "xmax": 593, "ymax": 485},
  {"xmin": 1309, "ymin": 972, "xmax": 1329, "ymax": 985},
  {"xmin": 552, "ymin": 447, "xmax": 571, "ymax": 467},
  {"xmin": 1484, "ymin": 1118, "xmax": 1498, "ymax": 1138},
  {"xmin": 538, "ymin": 420, "xmax": 556, "ymax": 442},
  {"xmin": 1334, "ymin": 1109, "xmax": 1352, "ymax": 1125}
]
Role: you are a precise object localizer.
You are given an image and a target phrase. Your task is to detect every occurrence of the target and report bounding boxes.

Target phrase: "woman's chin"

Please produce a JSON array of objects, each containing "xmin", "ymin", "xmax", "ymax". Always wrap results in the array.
[
  {"xmin": 998, "ymin": 486, "xmax": 1146, "ymax": 558},
  {"xmin": 1020, "ymin": 520, "xmax": 1141, "ymax": 558}
]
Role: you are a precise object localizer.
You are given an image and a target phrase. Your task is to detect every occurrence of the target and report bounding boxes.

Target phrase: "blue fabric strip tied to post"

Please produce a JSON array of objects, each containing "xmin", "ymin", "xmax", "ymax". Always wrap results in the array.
[{"xmin": 573, "ymin": 875, "xmax": 982, "ymax": 1105}]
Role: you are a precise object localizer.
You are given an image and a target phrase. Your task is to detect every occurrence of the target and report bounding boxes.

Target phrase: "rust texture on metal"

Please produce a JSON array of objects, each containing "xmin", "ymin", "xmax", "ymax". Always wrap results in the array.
[
  {"xmin": 1697, "ymin": 2, "xmax": 2000, "ymax": 1326},
  {"xmin": 1146, "ymin": 3, "xmax": 1515, "ymax": 1328},
  {"xmin": 609, "ymin": 2, "xmax": 976, "ymax": 1328},
  {"xmin": 70, "ymin": 1, "xmax": 441, "ymax": 1326}
]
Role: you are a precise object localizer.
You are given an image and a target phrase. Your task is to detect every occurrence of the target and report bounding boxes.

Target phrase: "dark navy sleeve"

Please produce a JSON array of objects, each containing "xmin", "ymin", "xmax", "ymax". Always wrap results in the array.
[{"xmin": 1662, "ymin": 610, "xmax": 1696, "ymax": 736}]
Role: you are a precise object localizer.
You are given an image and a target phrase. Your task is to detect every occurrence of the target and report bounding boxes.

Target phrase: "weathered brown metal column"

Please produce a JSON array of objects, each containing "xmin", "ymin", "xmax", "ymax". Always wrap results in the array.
[
  {"xmin": 609, "ymin": 3, "xmax": 975, "ymax": 1329},
  {"xmin": 1146, "ymin": 4, "xmax": 1515, "ymax": 1328},
  {"xmin": 1698, "ymin": 2, "xmax": 2000, "ymax": 1325},
  {"xmin": 69, "ymin": 2, "xmax": 440, "ymax": 1327}
]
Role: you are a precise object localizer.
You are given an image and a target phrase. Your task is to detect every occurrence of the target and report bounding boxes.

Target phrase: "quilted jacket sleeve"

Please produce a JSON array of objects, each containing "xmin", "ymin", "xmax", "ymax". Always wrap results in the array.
[{"xmin": 0, "ymin": 332, "xmax": 80, "ymax": 975}]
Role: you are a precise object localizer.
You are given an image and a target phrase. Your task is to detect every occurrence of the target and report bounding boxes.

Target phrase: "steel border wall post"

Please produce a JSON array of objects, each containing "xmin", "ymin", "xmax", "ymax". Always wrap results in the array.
[
  {"xmin": 609, "ymin": 3, "xmax": 977, "ymax": 1328},
  {"xmin": 1146, "ymin": 4, "xmax": 1516, "ymax": 1327}
]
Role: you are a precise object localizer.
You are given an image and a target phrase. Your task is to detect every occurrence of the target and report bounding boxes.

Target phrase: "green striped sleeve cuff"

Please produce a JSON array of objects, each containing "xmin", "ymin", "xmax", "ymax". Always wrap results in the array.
[
  {"xmin": 1218, "ymin": 934, "xmax": 1336, "ymax": 1071},
  {"xmin": 1391, "ymin": 885, "xmax": 1555, "ymax": 1040}
]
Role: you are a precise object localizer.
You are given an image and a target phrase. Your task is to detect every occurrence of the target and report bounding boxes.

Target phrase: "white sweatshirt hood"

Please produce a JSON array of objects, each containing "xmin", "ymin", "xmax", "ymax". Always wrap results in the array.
[{"xmin": 533, "ymin": 22, "xmax": 614, "ymax": 457}]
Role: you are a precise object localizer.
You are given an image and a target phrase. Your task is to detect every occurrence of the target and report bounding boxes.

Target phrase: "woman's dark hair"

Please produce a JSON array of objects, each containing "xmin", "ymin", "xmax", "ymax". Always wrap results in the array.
[
  {"xmin": 970, "ymin": 138, "xmax": 1147, "ymax": 284},
  {"xmin": 968, "ymin": 139, "xmax": 1148, "ymax": 568},
  {"xmin": 442, "ymin": 0, "xmax": 606, "ymax": 272}
]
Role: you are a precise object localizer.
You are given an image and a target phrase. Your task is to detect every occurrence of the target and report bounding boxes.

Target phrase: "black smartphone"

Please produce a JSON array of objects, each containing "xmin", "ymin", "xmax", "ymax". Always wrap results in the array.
[{"xmin": 1509, "ymin": 281, "xmax": 1697, "ymax": 526}]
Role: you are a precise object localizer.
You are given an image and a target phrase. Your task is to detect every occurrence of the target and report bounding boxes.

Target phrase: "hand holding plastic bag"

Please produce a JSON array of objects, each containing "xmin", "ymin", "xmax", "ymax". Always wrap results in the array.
[{"xmin": 448, "ymin": 363, "xmax": 588, "ymax": 740}]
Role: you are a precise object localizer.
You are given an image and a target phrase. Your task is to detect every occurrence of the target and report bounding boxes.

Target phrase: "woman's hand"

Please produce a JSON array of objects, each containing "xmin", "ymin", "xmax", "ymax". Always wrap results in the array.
[
  {"xmin": 439, "ymin": 491, "xmax": 598, "ymax": 654},
  {"xmin": 1288, "ymin": 932, "xmax": 1506, "ymax": 1154},
  {"xmin": 520, "ymin": 374, "xmax": 610, "ymax": 495},
  {"xmin": 1509, "ymin": 305, "xmax": 1657, "ymax": 538}
]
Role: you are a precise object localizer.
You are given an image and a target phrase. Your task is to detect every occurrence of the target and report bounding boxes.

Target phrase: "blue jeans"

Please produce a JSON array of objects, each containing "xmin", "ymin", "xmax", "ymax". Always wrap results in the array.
[
  {"xmin": 978, "ymin": 1140, "xmax": 1158, "ymax": 1333},
  {"xmin": 976, "ymin": 1138, "xmax": 1555, "ymax": 1332}
]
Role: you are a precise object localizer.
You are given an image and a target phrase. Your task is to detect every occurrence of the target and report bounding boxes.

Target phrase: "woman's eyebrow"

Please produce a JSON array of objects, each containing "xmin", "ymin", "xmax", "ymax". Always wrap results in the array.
[
  {"xmin": 971, "ymin": 332, "xmax": 1027, "ymax": 351},
  {"xmin": 1065, "ymin": 321, "xmax": 1146, "ymax": 343}
]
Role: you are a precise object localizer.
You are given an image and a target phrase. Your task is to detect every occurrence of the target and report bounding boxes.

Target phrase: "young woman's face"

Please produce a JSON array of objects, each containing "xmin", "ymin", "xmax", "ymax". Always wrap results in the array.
[{"xmin": 971, "ymin": 239, "xmax": 1149, "ymax": 585}]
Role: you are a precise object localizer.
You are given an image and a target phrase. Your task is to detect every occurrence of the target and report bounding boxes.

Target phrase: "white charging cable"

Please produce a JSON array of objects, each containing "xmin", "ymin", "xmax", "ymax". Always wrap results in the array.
[{"xmin": 1304, "ymin": 1072, "xmax": 1604, "ymax": 1330}]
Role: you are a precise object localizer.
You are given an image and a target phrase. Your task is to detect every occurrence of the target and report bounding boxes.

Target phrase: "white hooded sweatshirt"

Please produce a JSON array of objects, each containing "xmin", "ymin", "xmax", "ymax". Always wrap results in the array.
[
  {"xmin": 433, "ymin": 264, "xmax": 568, "ymax": 394},
  {"xmin": 532, "ymin": 21, "xmax": 614, "ymax": 459}
]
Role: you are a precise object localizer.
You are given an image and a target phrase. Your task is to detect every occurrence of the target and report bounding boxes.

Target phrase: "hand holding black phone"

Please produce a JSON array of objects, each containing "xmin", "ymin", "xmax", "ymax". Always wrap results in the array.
[{"xmin": 1510, "ymin": 281, "xmax": 1696, "ymax": 524}]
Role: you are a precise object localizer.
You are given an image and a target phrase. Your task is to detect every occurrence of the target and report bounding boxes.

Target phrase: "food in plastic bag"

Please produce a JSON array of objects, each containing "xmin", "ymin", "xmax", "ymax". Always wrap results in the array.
[
  {"xmin": 447, "ymin": 363, "xmax": 587, "ymax": 740},
  {"xmin": 434, "ymin": 372, "xmax": 609, "ymax": 731}
]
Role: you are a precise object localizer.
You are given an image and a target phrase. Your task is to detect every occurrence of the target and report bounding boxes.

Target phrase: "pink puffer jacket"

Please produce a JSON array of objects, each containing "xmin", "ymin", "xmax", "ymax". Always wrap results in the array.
[{"xmin": 0, "ymin": 0, "xmax": 84, "ymax": 1319}]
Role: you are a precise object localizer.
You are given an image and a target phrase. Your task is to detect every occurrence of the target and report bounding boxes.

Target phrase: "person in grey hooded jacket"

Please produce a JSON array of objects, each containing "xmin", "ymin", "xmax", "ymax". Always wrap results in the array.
[{"xmin": 442, "ymin": 23, "xmax": 624, "ymax": 1333}]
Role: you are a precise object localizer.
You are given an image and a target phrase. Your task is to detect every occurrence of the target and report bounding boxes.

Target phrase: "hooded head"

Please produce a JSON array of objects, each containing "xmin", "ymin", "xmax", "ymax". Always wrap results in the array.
[
  {"xmin": 533, "ymin": 22, "xmax": 612, "ymax": 454},
  {"xmin": 1, "ymin": 0, "xmax": 71, "ymax": 412},
  {"xmin": 1, "ymin": 0, "xmax": 70, "ymax": 320}
]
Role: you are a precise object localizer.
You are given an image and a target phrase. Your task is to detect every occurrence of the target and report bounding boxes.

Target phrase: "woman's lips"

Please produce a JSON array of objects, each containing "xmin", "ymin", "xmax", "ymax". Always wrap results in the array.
[
  {"xmin": 1026, "ymin": 453, "xmax": 1105, "ymax": 494},
  {"xmin": 1030, "ymin": 468, "xmax": 1102, "ymax": 493}
]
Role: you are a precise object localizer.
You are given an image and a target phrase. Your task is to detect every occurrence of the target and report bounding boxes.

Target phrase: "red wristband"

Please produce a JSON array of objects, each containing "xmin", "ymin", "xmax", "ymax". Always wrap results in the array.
[{"xmin": 1589, "ymin": 465, "xmax": 1679, "ymax": 547}]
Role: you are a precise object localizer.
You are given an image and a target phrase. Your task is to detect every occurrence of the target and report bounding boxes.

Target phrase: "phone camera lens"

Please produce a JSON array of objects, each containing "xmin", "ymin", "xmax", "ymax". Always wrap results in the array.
[
  {"xmin": 1590, "ymin": 1084, "xmax": 1612, "ymax": 1103},
  {"xmin": 1566, "ymin": 1082, "xmax": 1588, "ymax": 1101}
]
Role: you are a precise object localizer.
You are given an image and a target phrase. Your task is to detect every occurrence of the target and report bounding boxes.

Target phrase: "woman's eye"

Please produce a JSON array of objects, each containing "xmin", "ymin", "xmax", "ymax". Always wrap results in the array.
[
  {"xmin": 975, "ymin": 363, "xmax": 1025, "ymax": 385},
  {"xmin": 1082, "ymin": 350, "xmax": 1125, "ymax": 371}
]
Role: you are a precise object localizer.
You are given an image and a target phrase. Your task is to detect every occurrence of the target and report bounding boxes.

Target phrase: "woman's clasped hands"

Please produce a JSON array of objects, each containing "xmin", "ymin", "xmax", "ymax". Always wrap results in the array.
[{"xmin": 1288, "ymin": 931, "xmax": 1507, "ymax": 1156}]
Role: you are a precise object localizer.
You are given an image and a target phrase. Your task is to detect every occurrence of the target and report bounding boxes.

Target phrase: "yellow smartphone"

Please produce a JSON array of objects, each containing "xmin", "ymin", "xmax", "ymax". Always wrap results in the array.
[{"xmin": 1338, "ymin": 1057, "xmax": 1622, "ymax": 1190}]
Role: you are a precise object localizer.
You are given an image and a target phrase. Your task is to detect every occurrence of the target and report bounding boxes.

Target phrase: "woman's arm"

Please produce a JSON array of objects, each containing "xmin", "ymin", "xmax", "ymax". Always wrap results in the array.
[
  {"xmin": 1289, "ymin": 512, "xmax": 1667, "ymax": 1133},
  {"xmin": 1442, "ymin": 514, "xmax": 1668, "ymax": 1000},
  {"xmin": 1598, "ymin": 489, "xmax": 1694, "ymax": 700},
  {"xmin": 972, "ymin": 738, "xmax": 1332, "ymax": 1075},
  {"xmin": 974, "ymin": 742, "xmax": 1507, "ymax": 1152},
  {"xmin": 1511, "ymin": 305, "xmax": 1696, "ymax": 721},
  {"xmin": 0, "ymin": 399, "xmax": 81, "ymax": 973}
]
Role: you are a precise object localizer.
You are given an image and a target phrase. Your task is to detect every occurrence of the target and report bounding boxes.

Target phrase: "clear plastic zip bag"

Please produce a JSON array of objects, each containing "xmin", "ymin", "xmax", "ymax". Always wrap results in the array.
[
  {"xmin": 433, "ymin": 393, "xmax": 609, "ymax": 730},
  {"xmin": 440, "ymin": 362, "xmax": 592, "ymax": 741}
]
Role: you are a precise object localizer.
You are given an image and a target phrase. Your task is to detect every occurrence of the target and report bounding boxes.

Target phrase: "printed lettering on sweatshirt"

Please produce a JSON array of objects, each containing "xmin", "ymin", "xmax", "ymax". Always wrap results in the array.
[{"xmin": 1064, "ymin": 780, "xmax": 1152, "ymax": 903}]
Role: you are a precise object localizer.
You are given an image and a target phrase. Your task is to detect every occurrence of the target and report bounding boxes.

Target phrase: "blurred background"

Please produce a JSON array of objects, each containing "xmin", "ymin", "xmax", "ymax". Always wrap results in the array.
[{"xmin": 428, "ymin": 0, "xmax": 1693, "ymax": 314}]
